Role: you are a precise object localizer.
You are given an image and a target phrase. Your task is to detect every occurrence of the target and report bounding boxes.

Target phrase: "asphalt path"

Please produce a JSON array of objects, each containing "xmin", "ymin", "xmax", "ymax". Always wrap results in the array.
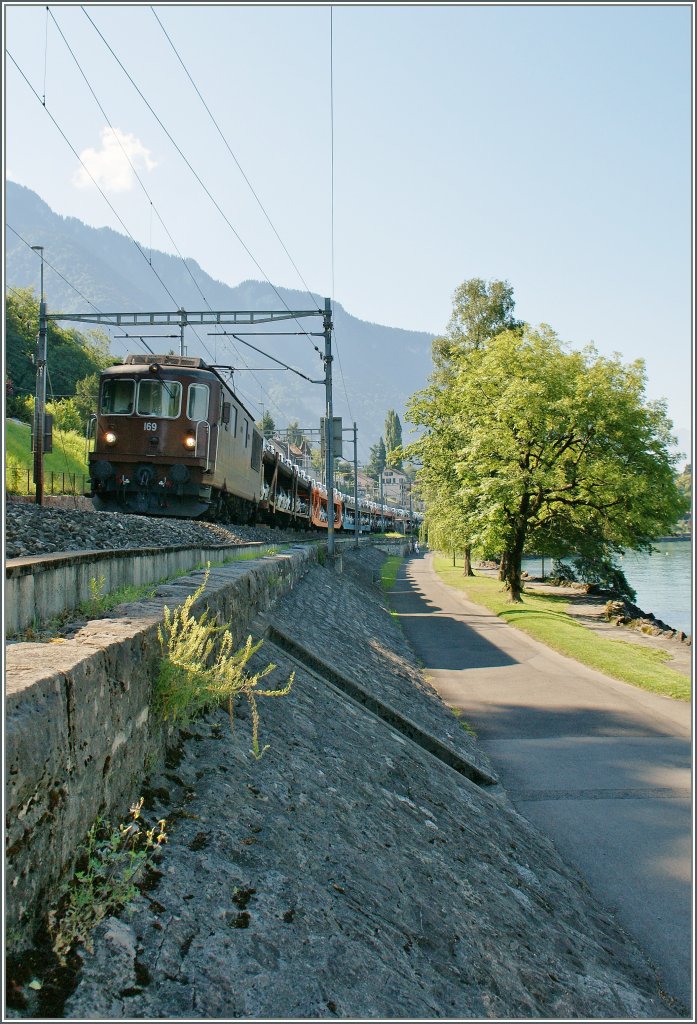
[{"xmin": 391, "ymin": 551, "xmax": 693, "ymax": 1013}]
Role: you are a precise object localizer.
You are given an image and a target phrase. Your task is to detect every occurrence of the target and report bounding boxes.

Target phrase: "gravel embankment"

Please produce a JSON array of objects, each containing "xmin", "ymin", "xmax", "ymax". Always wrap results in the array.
[{"xmin": 4, "ymin": 499, "xmax": 309, "ymax": 559}]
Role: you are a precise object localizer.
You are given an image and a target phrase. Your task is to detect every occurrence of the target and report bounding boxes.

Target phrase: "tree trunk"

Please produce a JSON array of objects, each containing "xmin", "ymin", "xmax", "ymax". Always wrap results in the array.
[
  {"xmin": 462, "ymin": 544, "xmax": 475, "ymax": 577},
  {"xmin": 498, "ymin": 550, "xmax": 509, "ymax": 583},
  {"xmin": 501, "ymin": 532, "xmax": 526, "ymax": 602}
]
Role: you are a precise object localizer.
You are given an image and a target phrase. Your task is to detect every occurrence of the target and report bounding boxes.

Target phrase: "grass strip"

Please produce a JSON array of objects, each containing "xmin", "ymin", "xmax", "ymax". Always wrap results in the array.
[
  {"xmin": 380, "ymin": 554, "xmax": 404, "ymax": 593},
  {"xmin": 433, "ymin": 555, "xmax": 690, "ymax": 702}
]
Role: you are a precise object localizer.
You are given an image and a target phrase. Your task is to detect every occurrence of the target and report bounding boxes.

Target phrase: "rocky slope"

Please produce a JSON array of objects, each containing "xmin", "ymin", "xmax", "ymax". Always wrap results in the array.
[{"xmin": 9, "ymin": 547, "xmax": 675, "ymax": 1019}]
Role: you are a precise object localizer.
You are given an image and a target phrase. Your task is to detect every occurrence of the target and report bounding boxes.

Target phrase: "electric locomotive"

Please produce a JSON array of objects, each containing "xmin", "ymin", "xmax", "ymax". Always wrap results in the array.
[
  {"xmin": 87, "ymin": 352, "xmax": 418, "ymax": 533},
  {"xmin": 88, "ymin": 354, "xmax": 263, "ymax": 519}
]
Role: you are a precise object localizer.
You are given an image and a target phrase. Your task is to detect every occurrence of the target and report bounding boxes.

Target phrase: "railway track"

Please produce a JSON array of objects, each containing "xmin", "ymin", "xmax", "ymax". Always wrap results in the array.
[{"xmin": 4, "ymin": 498, "xmax": 311, "ymax": 561}]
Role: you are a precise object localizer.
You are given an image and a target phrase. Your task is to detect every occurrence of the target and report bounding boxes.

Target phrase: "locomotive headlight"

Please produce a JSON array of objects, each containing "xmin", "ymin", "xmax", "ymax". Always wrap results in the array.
[
  {"xmin": 104, "ymin": 430, "xmax": 117, "ymax": 445},
  {"xmin": 184, "ymin": 434, "xmax": 196, "ymax": 449}
]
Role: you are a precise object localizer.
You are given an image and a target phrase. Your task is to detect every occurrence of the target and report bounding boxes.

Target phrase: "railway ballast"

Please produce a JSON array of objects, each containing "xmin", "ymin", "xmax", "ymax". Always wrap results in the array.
[{"xmin": 4, "ymin": 500, "xmax": 306, "ymax": 560}]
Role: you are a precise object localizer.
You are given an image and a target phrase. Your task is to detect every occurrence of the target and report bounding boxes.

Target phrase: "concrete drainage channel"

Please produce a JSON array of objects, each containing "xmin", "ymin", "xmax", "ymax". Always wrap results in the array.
[
  {"xmin": 262, "ymin": 622, "xmax": 498, "ymax": 789},
  {"xmin": 4, "ymin": 538, "xmax": 409, "ymax": 957}
]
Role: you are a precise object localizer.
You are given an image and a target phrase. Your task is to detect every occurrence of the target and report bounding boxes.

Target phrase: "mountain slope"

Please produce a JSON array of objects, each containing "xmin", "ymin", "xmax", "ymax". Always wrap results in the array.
[{"xmin": 5, "ymin": 182, "xmax": 435, "ymax": 456}]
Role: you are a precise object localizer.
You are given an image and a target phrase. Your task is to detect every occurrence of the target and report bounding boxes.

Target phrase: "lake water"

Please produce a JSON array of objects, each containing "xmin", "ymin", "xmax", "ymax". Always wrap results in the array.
[{"xmin": 521, "ymin": 540, "xmax": 693, "ymax": 636}]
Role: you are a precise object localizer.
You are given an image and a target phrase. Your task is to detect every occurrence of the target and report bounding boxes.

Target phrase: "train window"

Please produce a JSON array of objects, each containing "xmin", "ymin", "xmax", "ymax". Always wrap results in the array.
[
  {"xmin": 137, "ymin": 379, "xmax": 182, "ymax": 418},
  {"xmin": 251, "ymin": 431, "xmax": 262, "ymax": 472},
  {"xmin": 243, "ymin": 418, "xmax": 249, "ymax": 447},
  {"xmin": 101, "ymin": 379, "xmax": 135, "ymax": 415},
  {"xmin": 187, "ymin": 383, "xmax": 209, "ymax": 421}
]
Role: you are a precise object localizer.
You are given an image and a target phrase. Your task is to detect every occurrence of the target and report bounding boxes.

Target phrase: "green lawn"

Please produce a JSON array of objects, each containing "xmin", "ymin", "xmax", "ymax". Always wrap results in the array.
[
  {"xmin": 6, "ymin": 419, "xmax": 89, "ymax": 494},
  {"xmin": 380, "ymin": 554, "xmax": 404, "ymax": 593},
  {"xmin": 433, "ymin": 555, "xmax": 690, "ymax": 701}
]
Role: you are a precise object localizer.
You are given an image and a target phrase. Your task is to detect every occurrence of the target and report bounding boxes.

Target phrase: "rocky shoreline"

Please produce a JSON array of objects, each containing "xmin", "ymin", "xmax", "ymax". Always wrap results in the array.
[{"xmin": 601, "ymin": 596, "xmax": 691, "ymax": 645}]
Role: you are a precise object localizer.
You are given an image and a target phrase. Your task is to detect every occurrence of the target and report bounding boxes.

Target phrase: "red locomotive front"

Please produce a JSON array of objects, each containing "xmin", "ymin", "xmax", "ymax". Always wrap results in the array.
[{"xmin": 88, "ymin": 354, "xmax": 225, "ymax": 517}]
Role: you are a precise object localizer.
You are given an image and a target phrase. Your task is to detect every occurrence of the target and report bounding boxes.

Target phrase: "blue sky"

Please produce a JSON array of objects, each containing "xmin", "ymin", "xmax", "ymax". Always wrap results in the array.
[{"xmin": 4, "ymin": 3, "xmax": 693, "ymax": 459}]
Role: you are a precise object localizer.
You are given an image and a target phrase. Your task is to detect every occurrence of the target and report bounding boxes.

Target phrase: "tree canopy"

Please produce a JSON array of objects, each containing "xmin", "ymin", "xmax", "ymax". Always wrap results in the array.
[
  {"xmin": 407, "ymin": 323, "xmax": 687, "ymax": 600},
  {"xmin": 258, "ymin": 411, "xmax": 276, "ymax": 439},
  {"xmin": 384, "ymin": 410, "xmax": 403, "ymax": 468},
  {"xmin": 366, "ymin": 437, "xmax": 387, "ymax": 480},
  {"xmin": 431, "ymin": 277, "xmax": 523, "ymax": 369},
  {"xmin": 287, "ymin": 420, "xmax": 304, "ymax": 446},
  {"xmin": 5, "ymin": 288, "xmax": 114, "ymax": 400}
]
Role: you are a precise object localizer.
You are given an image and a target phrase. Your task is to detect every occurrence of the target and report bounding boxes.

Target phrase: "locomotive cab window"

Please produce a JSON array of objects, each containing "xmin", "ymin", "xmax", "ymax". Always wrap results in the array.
[
  {"xmin": 137, "ymin": 379, "xmax": 181, "ymax": 418},
  {"xmin": 187, "ymin": 383, "xmax": 209, "ymax": 421},
  {"xmin": 101, "ymin": 379, "xmax": 135, "ymax": 415}
]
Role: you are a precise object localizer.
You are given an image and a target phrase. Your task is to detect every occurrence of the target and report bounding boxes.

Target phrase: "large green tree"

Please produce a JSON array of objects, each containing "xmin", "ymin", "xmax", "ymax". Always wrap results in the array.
[
  {"xmin": 384, "ymin": 410, "xmax": 403, "ymax": 468},
  {"xmin": 287, "ymin": 420, "xmax": 304, "ymax": 446},
  {"xmin": 408, "ymin": 325, "xmax": 687, "ymax": 601},
  {"xmin": 410, "ymin": 278, "xmax": 524, "ymax": 573},
  {"xmin": 258, "ymin": 411, "xmax": 276, "ymax": 439},
  {"xmin": 366, "ymin": 437, "xmax": 387, "ymax": 480},
  {"xmin": 432, "ymin": 277, "xmax": 523, "ymax": 369}
]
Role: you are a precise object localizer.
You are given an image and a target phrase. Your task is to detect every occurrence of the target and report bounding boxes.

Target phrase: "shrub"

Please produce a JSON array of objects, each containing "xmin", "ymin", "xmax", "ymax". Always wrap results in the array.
[
  {"xmin": 550, "ymin": 560, "xmax": 577, "ymax": 584},
  {"xmin": 48, "ymin": 798, "xmax": 166, "ymax": 965},
  {"xmin": 156, "ymin": 569, "xmax": 293, "ymax": 758}
]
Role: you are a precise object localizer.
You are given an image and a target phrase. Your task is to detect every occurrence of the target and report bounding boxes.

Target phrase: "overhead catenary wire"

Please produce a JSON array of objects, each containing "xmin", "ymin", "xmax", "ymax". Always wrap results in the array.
[
  {"xmin": 11, "ymin": 11, "xmax": 332, "ymax": 430},
  {"xmin": 328, "ymin": 8, "xmax": 353, "ymax": 423},
  {"xmin": 82, "ymin": 6, "xmax": 324, "ymax": 361},
  {"xmin": 44, "ymin": 8, "xmax": 219, "ymax": 367},
  {"xmin": 7, "ymin": 49, "xmax": 183, "ymax": 315},
  {"xmin": 46, "ymin": 7, "xmax": 312, "ymax": 424},
  {"xmin": 47, "ymin": 12, "xmax": 210, "ymax": 310},
  {"xmin": 215, "ymin": 333, "xmax": 324, "ymax": 385},
  {"xmin": 150, "ymin": 6, "xmax": 322, "ymax": 312},
  {"xmin": 9, "ymin": 30, "xmax": 284, "ymax": 423}
]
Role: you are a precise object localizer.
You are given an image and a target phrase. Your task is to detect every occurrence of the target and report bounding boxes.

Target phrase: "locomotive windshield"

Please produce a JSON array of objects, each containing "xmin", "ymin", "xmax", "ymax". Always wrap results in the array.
[
  {"xmin": 101, "ymin": 379, "xmax": 135, "ymax": 414},
  {"xmin": 187, "ymin": 383, "xmax": 210, "ymax": 421},
  {"xmin": 136, "ymin": 379, "xmax": 182, "ymax": 418}
]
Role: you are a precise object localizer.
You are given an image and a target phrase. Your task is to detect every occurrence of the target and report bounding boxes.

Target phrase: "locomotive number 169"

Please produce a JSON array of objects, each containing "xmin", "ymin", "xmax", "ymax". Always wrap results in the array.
[{"xmin": 144, "ymin": 422, "xmax": 157, "ymax": 431}]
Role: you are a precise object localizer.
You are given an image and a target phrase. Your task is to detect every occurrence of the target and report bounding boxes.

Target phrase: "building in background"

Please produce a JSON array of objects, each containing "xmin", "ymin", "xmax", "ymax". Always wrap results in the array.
[{"xmin": 382, "ymin": 466, "xmax": 409, "ymax": 506}]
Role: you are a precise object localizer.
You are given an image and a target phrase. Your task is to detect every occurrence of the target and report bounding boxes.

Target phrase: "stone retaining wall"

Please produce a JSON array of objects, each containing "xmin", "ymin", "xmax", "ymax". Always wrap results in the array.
[
  {"xmin": 4, "ymin": 544, "xmax": 321, "ymax": 955},
  {"xmin": 5, "ymin": 542, "xmax": 267, "ymax": 636},
  {"xmin": 5, "ymin": 538, "xmax": 411, "ymax": 956}
]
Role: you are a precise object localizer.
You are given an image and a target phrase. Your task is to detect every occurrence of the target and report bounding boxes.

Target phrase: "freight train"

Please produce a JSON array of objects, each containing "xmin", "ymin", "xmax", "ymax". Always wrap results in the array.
[{"xmin": 87, "ymin": 353, "xmax": 416, "ymax": 534}]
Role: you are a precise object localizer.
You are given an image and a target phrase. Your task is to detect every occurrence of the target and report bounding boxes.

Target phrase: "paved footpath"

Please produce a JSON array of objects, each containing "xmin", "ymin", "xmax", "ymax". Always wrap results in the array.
[{"xmin": 392, "ymin": 552, "xmax": 693, "ymax": 1013}]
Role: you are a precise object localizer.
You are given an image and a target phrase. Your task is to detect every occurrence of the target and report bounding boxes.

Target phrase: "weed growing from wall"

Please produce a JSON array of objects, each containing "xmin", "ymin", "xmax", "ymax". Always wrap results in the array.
[
  {"xmin": 156, "ymin": 569, "xmax": 293, "ymax": 758},
  {"xmin": 48, "ymin": 798, "xmax": 166, "ymax": 966}
]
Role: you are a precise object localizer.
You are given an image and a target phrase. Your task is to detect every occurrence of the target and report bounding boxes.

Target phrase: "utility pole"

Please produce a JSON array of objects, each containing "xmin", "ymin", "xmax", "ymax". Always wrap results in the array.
[
  {"xmin": 323, "ymin": 298, "xmax": 335, "ymax": 559},
  {"xmin": 179, "ymin": 308, "xmax": 186, "ymax": 357},
  {"xmin": 31, "ymin": 246, "xmax": 47, "ymax": 506},
  {"xmin": 353, "ymin": 422, "xmax": 359, "ymax": 548},
  {"xmin": 379, "ymin": 470, "xmax": 385, "ymax": 533}
]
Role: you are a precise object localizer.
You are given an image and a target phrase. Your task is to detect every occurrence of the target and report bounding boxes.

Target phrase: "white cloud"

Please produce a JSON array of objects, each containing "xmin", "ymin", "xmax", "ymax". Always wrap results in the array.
[{"xmin": 72, "ymin": 127, "xmax": 157, "ymax": 193}]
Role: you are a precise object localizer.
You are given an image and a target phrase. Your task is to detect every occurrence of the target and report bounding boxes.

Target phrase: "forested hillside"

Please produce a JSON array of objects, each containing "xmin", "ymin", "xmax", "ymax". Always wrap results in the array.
[
  {"xmin": 6, "ymin": 288, "xmax": 113, "ymax": 401},
  {"xmin": 6, "ymin": 182, "xmax": 434, "ymax": 457}
]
